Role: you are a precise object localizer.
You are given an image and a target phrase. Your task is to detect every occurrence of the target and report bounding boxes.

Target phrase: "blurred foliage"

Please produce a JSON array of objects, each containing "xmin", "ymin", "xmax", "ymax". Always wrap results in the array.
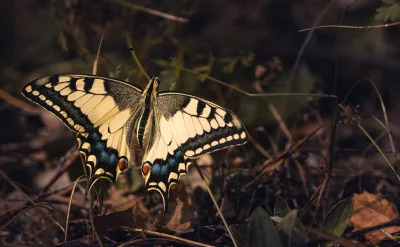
[{"xmin": 375, "ymin": 0, "xmax": 400, "ymax": 22}]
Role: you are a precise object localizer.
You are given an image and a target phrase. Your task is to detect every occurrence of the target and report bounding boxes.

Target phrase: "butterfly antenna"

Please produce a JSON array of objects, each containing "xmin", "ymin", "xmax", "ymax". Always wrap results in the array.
[{"xmin": 156, "ymin": 55, "xmax": 175, "ymax": 78}]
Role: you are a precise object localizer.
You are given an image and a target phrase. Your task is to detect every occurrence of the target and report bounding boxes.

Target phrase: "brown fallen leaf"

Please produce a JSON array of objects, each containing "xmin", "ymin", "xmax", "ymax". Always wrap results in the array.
[
  {"xmin": 93, "ymin": 202, "xmax": 156, "ymax": 235},
  {"xmin": 155, "ymin": 199, "xmax": 195, "ymax": 234},
  {"xmin": 350, "ymin": 191, "xmax": 400, "ymax": 243}
]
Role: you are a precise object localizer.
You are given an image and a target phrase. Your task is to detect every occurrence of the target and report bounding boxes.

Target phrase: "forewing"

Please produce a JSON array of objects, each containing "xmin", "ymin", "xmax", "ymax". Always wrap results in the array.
[
  {"xmin": 157, "ymin": 92, "xmax": 248, "ymax": 157},
  {"xmin": 22, "ymin": 74, "xmax": 143, "ymax": 185}
]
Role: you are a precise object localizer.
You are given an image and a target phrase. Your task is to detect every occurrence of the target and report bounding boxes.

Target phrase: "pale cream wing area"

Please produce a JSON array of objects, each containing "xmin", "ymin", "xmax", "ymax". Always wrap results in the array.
[
  {"xmin": 156, "ymin": 92, "xmax": 248, "ymax": 158},
  {"xmin": 140, "ymin": 92, "xmax": 248, "ymax": 211},
  {"xmin": 22, "ymin": 74, "xmax": 143, "ymax": 181},
  {"xmin": 22, "ymin": 74, "xmax": 142, "ymax": 133}
]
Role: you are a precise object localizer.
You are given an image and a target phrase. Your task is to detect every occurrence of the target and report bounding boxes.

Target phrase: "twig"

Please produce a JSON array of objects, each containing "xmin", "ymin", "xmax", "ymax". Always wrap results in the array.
[
  {"xmin": 299, "ymin": 21, "xmax": 400, "ymax": 32},
  {"xmin": 121, "ymin": 228, "xmax": 215, "ymax": 247},
  {"xmin": 303, "ymin": 227, "xmax": 368, "ymax": 247},
  {"xmin": 0, "ymin": 89, "xmax": 39, "ymax": 114},
  {"xmin": 109, "ymin": 0, "xmax": 188, "ymax": 23},
  {"xmin": 256, "ymin": 124, "xmax": 325, "ymax": 179},
  {"xmin": 0, "ymin": 169, "xmax": 66, "ymax": 233},
  {"xmin": 193, "ymin": 161, "xmax": 238, "ymax": 247},
  {"xmin": 247, "ymin": 135, "xmax": 272, "ymax": 159},
  {"xmin": 0, "ymin": 205, "xmax": 52, "ymax": 233},
  {"xmin": 41, "ymin": 148, "xmax": 79, "ymax": 193},
  {"xmin": 46, "ymin": 194, "xmax": 87, "ymax": 209},
  {"xmin": 162, "ymin": 63, "xmax": 337, "ymax": 99}
]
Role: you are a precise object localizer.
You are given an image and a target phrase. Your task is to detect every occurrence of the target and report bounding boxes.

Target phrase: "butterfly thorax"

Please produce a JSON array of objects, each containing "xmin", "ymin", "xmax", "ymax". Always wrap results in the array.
[{"xmin": 136, "ymin": 77, "xmax": 160, "ymax": 150}]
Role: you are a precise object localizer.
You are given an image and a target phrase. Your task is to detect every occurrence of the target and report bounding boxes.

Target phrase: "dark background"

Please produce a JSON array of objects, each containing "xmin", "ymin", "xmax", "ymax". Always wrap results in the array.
[{"xmin": 1, "ymin": 0, "xmax": 400, "ymax": 246}]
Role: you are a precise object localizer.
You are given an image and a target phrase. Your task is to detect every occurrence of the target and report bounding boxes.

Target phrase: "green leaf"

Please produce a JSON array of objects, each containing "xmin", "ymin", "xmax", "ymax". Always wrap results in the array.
[
  {"xmin": 248, "ymin": 207, "xmax": 283, "ymax": 247},
  {"xmin": 321, "ymin": 197, "xmax": 353, "ymax": 247},
  {"xmin": 231, "ymin": 224, "xmax": 248, "ymax": 247},
  {"xmin": 375, "ymin": 4, "xmax": 400, "ymax": 22},
  {"xmin": 274, "ymin": 196, "xmax": 291, "ymax": 218},
  {"xmin": 277, "ymin": 210, "xmax": 309, "ymax": 247},
  {"xmin": 277, "ymin": 210, "xmax": 297, "ymax": 247}
]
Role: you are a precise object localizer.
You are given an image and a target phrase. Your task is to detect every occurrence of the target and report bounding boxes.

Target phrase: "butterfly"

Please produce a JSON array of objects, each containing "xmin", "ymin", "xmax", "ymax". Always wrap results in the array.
[{"xmin": 22, "ymin": 74, "xmax": 248, "ymax": 211}]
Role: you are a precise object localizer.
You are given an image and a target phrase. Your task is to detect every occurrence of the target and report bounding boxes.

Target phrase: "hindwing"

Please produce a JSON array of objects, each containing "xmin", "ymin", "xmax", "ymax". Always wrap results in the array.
[
  {"xmin": 22, "ymin": 74, "xmax": 143, "ymax": 185},
  {"xmin": 142, "ymin": 92, "xmax": 248, "ymax": 211}
]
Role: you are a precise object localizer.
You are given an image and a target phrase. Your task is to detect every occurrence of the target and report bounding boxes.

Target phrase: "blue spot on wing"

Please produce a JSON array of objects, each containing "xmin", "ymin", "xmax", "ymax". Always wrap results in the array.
[
  {"xmin": 161, "ymin": 165, "xmax": 168, "ymax": 175},
  {"xmin": 78, "ymin": 129, "xmax": 128, "ymax": 181},
  {"xmin": 152, "ymin": 163, "xmax": 161, "ymax": 175},
  {"xmin": 167, "ymin": 157, "xmax": 175, "ymax": 167},
  {"xmin": 145, "ymin": 148, "xmax": 189, "ymax": 212}
]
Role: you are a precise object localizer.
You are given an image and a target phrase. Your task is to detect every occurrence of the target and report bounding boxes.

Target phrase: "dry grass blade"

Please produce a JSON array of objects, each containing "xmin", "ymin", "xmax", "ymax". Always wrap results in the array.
[
  {"xmin": 126, "ymin": 34, "xmax": 150, "ymax": 80},
  {"xmin": 120, "ymin": 228, "xmax": 215, "ymax": 247},
  {"xmin": 46, "ymin": 194, "xmax": 87, "ymax": 209},
  {"xmin": 109, "ymin": 0, "xmax": 188, "ymax": 23},
  {"xmin": 41, "ymin": 148, "xmax": 79, "ymax": 193},
  {"xmin": 299, "ymin": 21, "xmax": 400, "ymax": 32},
  {"xmin": 247, "ymin": 134, "xmax": 272, "ymax": 159},
  {"xmin": 92, "ymin": 27, "xmax": 106, "ymax": 75},
  {"xmin": 64, "ymin": 175, "xmax": 87, "ymax": 242},
  {"xmin": 256, "ymin": 124, "xmax": 325, "ymax": 179},
  {"xmin": 169, "ymin": 64, "xmax": 336, "ymax": 98},
  {"xmin": 342, "ymin": 78, "xmax": 396, "ymax": 161},
  {"xmin": 0, "ymin": 169, "xmax": 66, "ymax": 233},
  {"xmin": 0, "ymin": 205, "xmax": 52, "ymax": 233},
  {"xmin": 193, "ymin": 161, "xmax": 238, "ymax": 247}
]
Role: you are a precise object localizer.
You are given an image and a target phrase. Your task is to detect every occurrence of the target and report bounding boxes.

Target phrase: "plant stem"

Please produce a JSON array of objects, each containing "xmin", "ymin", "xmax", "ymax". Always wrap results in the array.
[
  {"xmin": 193, "ymin": 162, "xmax": 238, "ymax": 247},
  {"xmin": 125, "ymin": 34, "xmax": 150, "ymax": 80},
  {"xmin": 357, "ymin": 124, "xmax": 400, "ymax": 181}
]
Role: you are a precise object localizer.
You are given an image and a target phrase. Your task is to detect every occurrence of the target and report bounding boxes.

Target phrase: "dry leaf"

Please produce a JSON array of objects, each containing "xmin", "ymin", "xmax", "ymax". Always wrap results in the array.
[
  {"xmin": 156, "ymin": 199, "xmax": 195, "ymax": 234},
  {"xmin": 350, "ymin": 191, "xmax": 400, "ymax": 243},
  {"xmin": 104, "ymin": 186, "xmax": 147, "ymax": 213},
  {"xmin": 94, "ymin": 202, "xmax": 156, "ymax": 235}
]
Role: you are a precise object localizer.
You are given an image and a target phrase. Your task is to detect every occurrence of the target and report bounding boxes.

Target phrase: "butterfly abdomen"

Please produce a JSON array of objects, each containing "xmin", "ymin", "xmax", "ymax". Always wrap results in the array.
[{"xmin": 137, "ymin": 105, "xmax": 152, "ymax": 149}]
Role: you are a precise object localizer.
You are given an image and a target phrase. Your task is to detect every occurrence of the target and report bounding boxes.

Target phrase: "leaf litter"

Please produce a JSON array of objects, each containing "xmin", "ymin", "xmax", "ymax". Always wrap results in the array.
[{"xmin": 350, "ymin": 191, "xmax": 400, "ymax": 243}]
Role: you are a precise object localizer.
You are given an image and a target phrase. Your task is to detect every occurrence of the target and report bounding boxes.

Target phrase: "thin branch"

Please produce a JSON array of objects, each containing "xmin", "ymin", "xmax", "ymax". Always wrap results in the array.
[
  {"xmin": 175, "ymin": 64, "xmax": 336, "ymax": 98},
  {"xmin": 41, "ymin": 147, "xmax": 79, "ymax": 193},
  {"xmin": 0, "ymin": 169, "xmax": 66, "ymax": 234},
  {"xmin": 109, "ymin": 0, "xmax": 188, "ymax": 23},
  {"xmin": 121, "ymin": 228, "xmax": 215, "ymax": 247},
  {"xmin": 0, "ymin": 89, "xmax": 39, "ymax": 114},
  {"xmin": 299, "ymin": 21, "xmax": 400, "ymax": 32}
]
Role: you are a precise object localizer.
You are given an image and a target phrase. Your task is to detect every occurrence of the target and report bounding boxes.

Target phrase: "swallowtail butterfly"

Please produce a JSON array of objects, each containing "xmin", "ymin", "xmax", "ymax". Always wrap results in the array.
[{"xmin": 22, "ymin": 75, "xmax": 248, "ymax": 211}]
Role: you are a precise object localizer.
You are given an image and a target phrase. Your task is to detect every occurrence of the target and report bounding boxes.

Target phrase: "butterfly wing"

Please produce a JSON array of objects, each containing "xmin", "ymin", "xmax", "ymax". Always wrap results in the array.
[
  {"xmin": 22, "ymin": 74, "xmax": 143, "ymax": 186},
  {"xmin": 142, "ymin": 92, "xmax": 248, "ymax": 211}
]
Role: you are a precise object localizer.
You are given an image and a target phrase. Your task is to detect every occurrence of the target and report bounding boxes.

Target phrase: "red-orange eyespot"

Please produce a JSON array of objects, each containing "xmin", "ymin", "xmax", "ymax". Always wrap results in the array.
[
  {"xmin": 117, "ymin": 158, "xmax": 128, "ymax": 171},
  {"xmin": 142, "ymin": 163, "xmax": 151, "ymax": 175}
]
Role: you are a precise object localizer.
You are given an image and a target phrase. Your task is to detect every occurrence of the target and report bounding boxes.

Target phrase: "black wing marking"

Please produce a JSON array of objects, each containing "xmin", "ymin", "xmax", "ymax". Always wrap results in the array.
[
  {"xmin": 22, "ymin": 74, "xmax": 143, "ymax": 186},
  {"xmin": 22, "ymin": 74, "xmax": 142, "ymax": 133},
  {"xmin": 141, "ymin": 92, "xmax": 247, "ymax": 211},
  {"xmin": 157, "ymin": 92, "xmax": 248, "ymax": 158}
]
